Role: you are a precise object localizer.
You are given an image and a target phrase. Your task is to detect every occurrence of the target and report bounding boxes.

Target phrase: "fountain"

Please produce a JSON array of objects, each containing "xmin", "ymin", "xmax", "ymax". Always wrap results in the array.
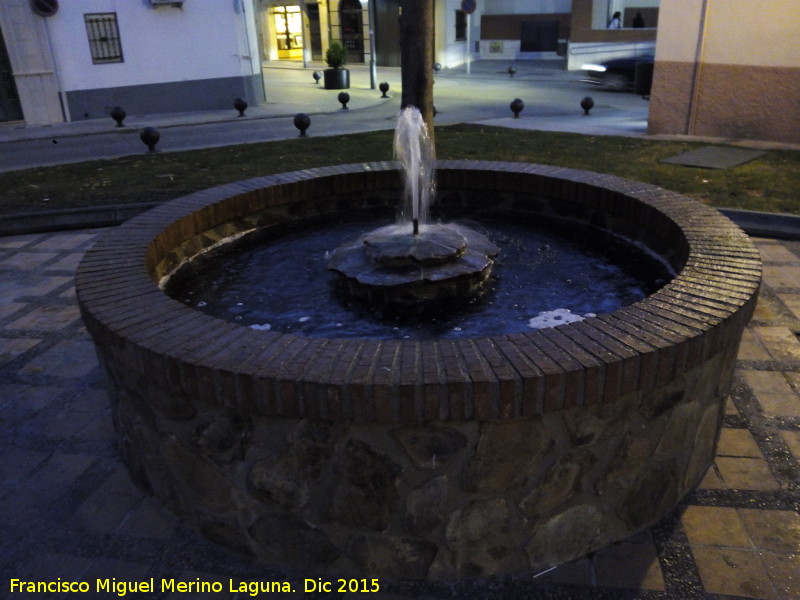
[
  {"xmin": 327, "ymin": 107, "xmax": 500, "ymax": 312},
  {"xmin": 76, "ymin": 116, "xmax": 761, "ymax": 579}
]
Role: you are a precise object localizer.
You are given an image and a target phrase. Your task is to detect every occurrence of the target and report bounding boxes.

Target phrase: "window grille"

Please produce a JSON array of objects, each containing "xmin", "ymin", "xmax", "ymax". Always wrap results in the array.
[{"xmin": 84, "ymin": 13, "xmax": 124, "ymax": 64}]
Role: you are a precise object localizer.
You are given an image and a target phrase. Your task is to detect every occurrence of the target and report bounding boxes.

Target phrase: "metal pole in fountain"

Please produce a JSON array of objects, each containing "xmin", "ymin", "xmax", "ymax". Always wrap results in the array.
[{"xmin": 394, "ymin": 106, "xmax": 434, "ymax": 237}]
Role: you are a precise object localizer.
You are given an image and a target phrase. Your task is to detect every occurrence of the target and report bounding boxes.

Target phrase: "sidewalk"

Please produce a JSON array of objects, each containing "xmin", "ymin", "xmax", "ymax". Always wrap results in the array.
[
  {"xmin": 0, "ymin": 61, "xmax": 650, "ymax": 173},
  {"xmin": 1, "ymin": 228, "xmax": 798, "ymax": 599}
]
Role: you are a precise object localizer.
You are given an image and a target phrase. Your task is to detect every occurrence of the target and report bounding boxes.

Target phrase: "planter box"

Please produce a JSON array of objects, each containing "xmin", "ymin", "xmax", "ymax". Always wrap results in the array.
[{"xmin": 324, "ymin": 68, "xmax": 350, "ymax": 90}]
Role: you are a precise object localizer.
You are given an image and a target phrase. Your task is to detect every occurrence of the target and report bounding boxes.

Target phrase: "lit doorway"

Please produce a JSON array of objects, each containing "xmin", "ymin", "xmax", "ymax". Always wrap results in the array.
[{"xmin": 274, "ymin": 5, "xmax": 303, "ymax": 60}]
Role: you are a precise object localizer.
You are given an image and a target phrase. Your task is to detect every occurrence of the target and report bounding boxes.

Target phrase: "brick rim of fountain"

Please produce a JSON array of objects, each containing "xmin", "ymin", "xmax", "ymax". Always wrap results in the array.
[{"xmin": 75, "ymin": 161, "xmax": 762, "ymax": 578}]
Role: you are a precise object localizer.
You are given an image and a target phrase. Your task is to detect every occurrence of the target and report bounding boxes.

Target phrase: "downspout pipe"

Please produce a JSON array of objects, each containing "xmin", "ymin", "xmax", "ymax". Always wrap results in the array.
[
  {"xmin": 686, "ymin": 0, "xmax": 710, "ymax": 135},
  {"xmin": 43, "ymin": 15, "xmax": 69, "ymax": 122}
]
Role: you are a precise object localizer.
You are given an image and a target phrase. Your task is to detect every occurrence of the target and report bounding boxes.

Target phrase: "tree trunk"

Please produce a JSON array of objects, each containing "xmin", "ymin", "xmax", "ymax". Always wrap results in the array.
[{"xmin": 399, "ymin": 0, "xmax": 435, "ymax": 141}]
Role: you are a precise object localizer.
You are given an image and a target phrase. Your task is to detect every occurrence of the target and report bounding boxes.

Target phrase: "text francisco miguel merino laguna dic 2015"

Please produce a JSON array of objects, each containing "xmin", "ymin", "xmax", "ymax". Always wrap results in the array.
[{"xmin": 8, "ymin": 577, "xmax": 381, "ymax": 596}]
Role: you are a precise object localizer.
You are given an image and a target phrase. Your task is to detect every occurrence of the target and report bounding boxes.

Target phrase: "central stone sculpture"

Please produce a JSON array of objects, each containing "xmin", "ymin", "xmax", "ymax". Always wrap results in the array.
[{"xmin": 327, "ymin": 107, "xmax": 499, "ymax": 310}]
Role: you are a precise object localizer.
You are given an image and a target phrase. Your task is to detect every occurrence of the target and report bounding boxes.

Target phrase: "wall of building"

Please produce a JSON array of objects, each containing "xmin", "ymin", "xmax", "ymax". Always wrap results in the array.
[
  {"xmin": 0, "ymin": 0, "xmax": 65, "ymax": 124},
  {"xmin": 566, "ymin": 0, "xmax": 655, "ymax": 69},
  {"xmin": 435, "ymin": 0, "xmax": 475, "ymax": 68},
  {"xmin": 476, "ymin": 0, "xmax": 571, "ymax": 61},
  {"xmin": 648, "ymin": 0, "xmax": 800, "ymax": 143},
  {"xmin": 2, "ymin": 0, "xmax": 263, "ymax": 122}
]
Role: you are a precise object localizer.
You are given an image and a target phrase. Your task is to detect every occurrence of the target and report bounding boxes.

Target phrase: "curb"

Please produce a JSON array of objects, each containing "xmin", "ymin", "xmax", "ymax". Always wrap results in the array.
[
  {"xmin": 0, "ymin": 97, "xmax": 396, "ymax": 145},
  {"xmin": 2, "ymin": 202, "xmax": 799, "ymax": 240},
  {"xmin": 0, "ymin": 202, "xmax": 162, "ymax": 236},
  {"xmin": 718, "ymin": 208, "xmax": 800, "ymax": 240}
]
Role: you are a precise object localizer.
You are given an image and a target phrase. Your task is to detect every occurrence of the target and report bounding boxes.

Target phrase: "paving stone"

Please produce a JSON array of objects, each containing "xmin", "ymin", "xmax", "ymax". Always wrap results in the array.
[
  {"xmin": 116, "ymin": 496, "xmax": 177, "ymax": 539},
  {"xmin": 743, "ymin": 370, "xmax": 800, "ymax": 418},
  {"xmin": 752, "ymin": 295, "xmax": 782, "ymax": 322},
  {"xmin": 756, "ymin": 243, "xmax": 799, "ymax": 263},
  {"xmin": 0, "ymin": 448, "xmax": 49, "ymax": 482},
  {"xmin": 44, "ymin": 252, "xmax": 87, "ymax": 272},
  {"xmin": 681, "ymin": 505, "xmax": 751, "ymax": 548},
  {"xmin": 717, "ymin": 428, "xmax": 765, "ymax": 458},
  {"xmin": 762, "ymin": 264, "xmax": 800, "ymax": 289},
  {"xmin": 691, "ymin": 546, "xmax": 779, "ymax": 599},
  {"xmin": 738, "ymin": 328, "xmax": 773, "ymax": 361},
  {"xmin": 715, "ymin": 456, "xmax": 782, "ymax": 491},
  {"xmin": 20, "ymin": 339, "xmax": 98, "ymax": 378},
  {"xmin": 776, "ymin": 293, "xmax": 800, "ymax": 320},
  {"xmin": 739, "ymin": 509, "xmax": 800, "ymax": 554},
  {"xmin": 1, "ymin": 453, "xmax": 96, "ymax": 525},
  {"xmin": 780, "ymin": 430, "xmax": 800, "ymax": 460},
  {"xmin": 698, "ymin": 464, "xmax": 726, "ymax": 489},
  {"xmin": 82, "ymin": 558, "xmax": 151, "ymax": 593},
  {"xmin": 594, "ymin": 542, "xmax": 665, "ymax": 590},
  {"xmin": 75, "ymin": 469, "xmax": 145, "ymax": 533},
  {"xmin": 0, "ymin": 383, "xmax": 63, "ymax": 420},
  {"xmin": 538, "ymin": 556, "xmax": 594, "ymax": 586},
  {"xmin": 0, "ymin": 251, "xmax": 58, "ymax": 270},
  {"xmin": 0, "ymin": 275, "xmax": 72, "ymax": 303},
  {"xmin": 0, "ymin": 235, "xmax": 37, "ymax": 249},
  {"xmin": 759, "ymin": 551, "xmax": 800, "ymax": 600},
  {"xmin": 7, "ymin": 304, "xmax": 81, "ymax": 332},
  {"xmin": 14, "ymin": 552, "xmax": 93, "ymax": 583},
  {"xmin": 30, "ymin": 232, "xmax": 98, "ymax": 251},
  {"xmin": 43, "ymin": 401, "xmax": 105, "ymax": 438},
  {"xmin": 0, "ymin": 337, "xmax": 41, "ymax": 363},
  {"xmin": 0, "ymin": 302, "xmax": 26, "ymax": 321}
]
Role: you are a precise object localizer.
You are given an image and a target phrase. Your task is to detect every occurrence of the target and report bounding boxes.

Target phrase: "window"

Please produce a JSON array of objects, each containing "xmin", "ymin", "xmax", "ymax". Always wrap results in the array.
[
  {"xmin": 84, "ymin": 13, "xmax": 123, "ymax": 64},
  {"xmin": 455, "ymin": 10, "xmax": 467, "ymax": 41}
]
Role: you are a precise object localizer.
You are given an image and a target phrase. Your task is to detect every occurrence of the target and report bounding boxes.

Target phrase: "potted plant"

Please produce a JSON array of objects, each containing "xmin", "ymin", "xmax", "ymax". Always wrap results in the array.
[{"xmin": 323, "ymin": 41, "xmax": 350, "ymax": 90}]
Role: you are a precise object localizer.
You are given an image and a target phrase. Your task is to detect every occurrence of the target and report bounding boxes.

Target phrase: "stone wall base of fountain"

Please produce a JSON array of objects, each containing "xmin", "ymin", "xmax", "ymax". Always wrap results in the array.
[
  {"xmin": 77, "ymin": 161, "xmax": 761, "ymax": 580},
  {"xmin": 102, "ymin": 343, "xmax": 736, "ymax": 578}
]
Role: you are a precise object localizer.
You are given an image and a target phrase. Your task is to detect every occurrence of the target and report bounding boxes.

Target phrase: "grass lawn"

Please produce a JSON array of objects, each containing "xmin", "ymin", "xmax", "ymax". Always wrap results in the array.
[{"xmin": 3, "ymin": 124, "xmax": 799, "ymax": 216}]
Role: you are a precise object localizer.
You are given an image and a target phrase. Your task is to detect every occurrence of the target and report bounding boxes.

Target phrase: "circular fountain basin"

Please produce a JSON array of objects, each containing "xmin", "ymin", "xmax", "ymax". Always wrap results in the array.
[{"xmin": 76, "ymin": 161, "xmax": 761, "ymax": 579}]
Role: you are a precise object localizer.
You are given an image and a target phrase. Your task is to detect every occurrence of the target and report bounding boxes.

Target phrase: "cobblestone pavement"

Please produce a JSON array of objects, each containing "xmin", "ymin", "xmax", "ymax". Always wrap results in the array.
[{"xmin": 1, "ymin": 228, "xmax": 798, "ymax": 600}]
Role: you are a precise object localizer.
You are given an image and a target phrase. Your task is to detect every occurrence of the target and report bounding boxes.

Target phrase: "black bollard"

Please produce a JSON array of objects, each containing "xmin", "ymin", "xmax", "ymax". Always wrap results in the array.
[
  {"xmin": 294, "ymin": 113, "xmax": 310, "ymax": 137},
  {"xmin": 379, "ymin": 81, "xmax": 390, "ymax": 98},
  {"xmin": 338, "ymin": 92, "xmax": 350, "ymax": 109},
  {"xmin": 508, "ymin": 65, "xmax": 517, "ymax": 77},
  {"xmin": 140, "ymin": 127, "xmax": 160, "ymax": 152},
  {"xmin": 233, "ymin": 97, "xmax": 248, "ymax": 117},
  {"xmin": 510, "ymin": 98, "xmax": 524, "ymax": 118},
  {"xmin": 110, "ymin": 106, "xmax": 126, "ymax": 127},
  {"xmin": 581, "ymin": 96, "xmax": 595, "ymax": 116},
  {"xmin": 312, "ymin": 70, "xmax": 322, "ymax": 84}
]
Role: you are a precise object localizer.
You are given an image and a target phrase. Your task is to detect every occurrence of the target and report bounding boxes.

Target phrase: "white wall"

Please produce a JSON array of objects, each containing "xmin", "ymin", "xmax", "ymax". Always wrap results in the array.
[
  {"xmin": 482, "ymin": 1, "xmax": 572, "ymax": 15},
  {"xmin": 47, "ymin": 0, "xmax": 257, "ymax": 92},
  {"xmin": 437, "ymin": 0, "xmax": 477, "ymax": 68},
  {"xmin": 594, "ymin": 0, "xmax": 659, "ymax": 29}
]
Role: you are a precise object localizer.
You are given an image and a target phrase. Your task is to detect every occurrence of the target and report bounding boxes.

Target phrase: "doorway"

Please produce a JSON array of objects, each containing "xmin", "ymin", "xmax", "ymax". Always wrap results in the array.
[
  {"xmin": 273, "ymin": 4, "xmax": 304, "ymax": 60},
  {"xmin": 0, "ymin": 26, "xmax": 23, "ymax": 122},
  {"xmin": 520, "ymin": 20, "xmax": 559, "ymax": 53},
  {"xmin": 339, "ymin": 0, "xmax": 364, "ymax": 63}
]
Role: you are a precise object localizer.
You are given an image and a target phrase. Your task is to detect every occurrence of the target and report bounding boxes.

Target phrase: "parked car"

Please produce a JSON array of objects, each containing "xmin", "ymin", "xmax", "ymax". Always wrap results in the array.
[{"xmin": 581, "ymin": 55, "xmax": 654, "ymax": 91}]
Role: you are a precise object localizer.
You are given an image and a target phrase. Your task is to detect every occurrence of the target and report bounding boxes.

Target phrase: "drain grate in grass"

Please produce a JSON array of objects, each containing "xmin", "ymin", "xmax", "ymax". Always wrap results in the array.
[{"xmin": 660, "ymin": 146, "xmax": 765, "ymax": 169}]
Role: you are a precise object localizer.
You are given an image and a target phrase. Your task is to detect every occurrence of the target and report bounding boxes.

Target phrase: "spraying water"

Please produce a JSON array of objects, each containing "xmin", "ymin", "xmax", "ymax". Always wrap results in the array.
[{"xmin": 393, "ymin": 106, "xmax": 435, "ymax": 235}]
